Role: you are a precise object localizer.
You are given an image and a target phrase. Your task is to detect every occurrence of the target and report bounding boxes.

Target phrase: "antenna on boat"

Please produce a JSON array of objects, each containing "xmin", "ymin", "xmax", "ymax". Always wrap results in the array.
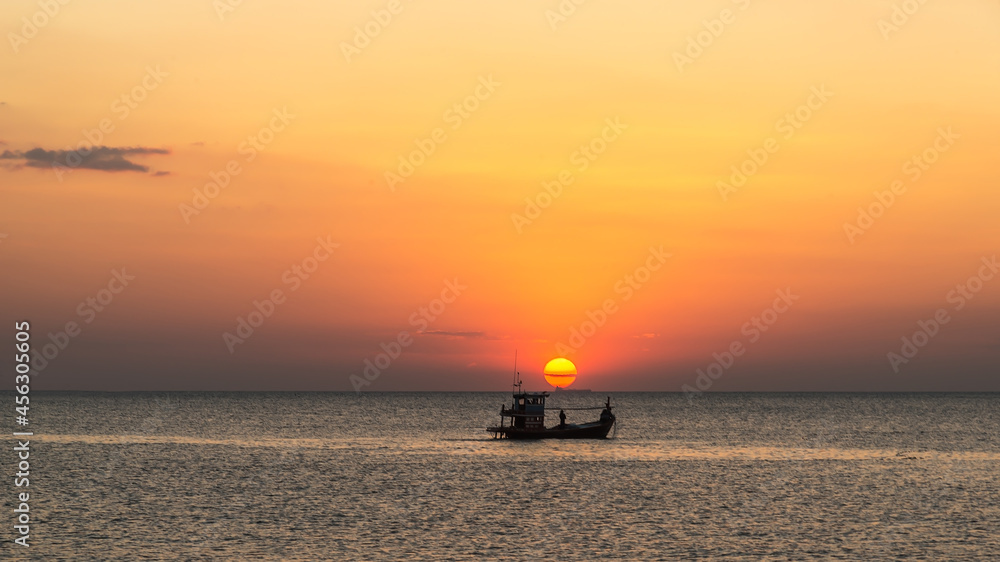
[{"xmin": 513, "ymin": 350, "xmax": 522, "ymax": 393}]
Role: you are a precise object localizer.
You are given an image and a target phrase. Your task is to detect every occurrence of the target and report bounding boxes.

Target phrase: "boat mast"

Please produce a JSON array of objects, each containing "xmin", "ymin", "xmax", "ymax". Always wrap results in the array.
[{"xmin": 512, "ymin": 349, "xmax": 521, "ymax": 393}]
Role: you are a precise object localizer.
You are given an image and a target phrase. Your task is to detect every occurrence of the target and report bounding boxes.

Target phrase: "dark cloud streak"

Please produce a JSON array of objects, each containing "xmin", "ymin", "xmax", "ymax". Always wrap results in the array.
[
  {"xmin": 0, "ymin": 145, "xmax": 169, "ymax": 174},
  {"xmin": 420, "ymin": 330, "xmax": 487, "ymax": 338}
]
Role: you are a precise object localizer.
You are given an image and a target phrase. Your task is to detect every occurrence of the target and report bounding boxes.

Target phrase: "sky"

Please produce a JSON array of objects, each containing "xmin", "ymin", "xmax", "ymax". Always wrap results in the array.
[{"xmin": 2, "ymin": 0, "xmax": 998, "ymax": 391}]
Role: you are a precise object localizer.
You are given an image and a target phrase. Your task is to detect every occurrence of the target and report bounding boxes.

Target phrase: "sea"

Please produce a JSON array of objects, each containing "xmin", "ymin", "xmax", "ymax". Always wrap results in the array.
[{"xmin": 2, "ymin": 392, "xmax": 998, "ymax": 560}]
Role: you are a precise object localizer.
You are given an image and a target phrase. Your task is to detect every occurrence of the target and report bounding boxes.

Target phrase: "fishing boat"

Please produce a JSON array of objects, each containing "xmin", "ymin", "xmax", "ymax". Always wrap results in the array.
[
  {"xmin": 487, "ymin": 377, "xmax": 616, "ymax": 440},
  {"xmin": 487, "ymin": 390, "xmax": 615, "ymax": 439}
]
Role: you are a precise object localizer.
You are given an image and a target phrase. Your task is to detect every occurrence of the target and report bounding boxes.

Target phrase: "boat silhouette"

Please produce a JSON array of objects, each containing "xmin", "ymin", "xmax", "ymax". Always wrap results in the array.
[{"xmin": 487, "ymin": 388, "xmax": 616, "ymax": 439}]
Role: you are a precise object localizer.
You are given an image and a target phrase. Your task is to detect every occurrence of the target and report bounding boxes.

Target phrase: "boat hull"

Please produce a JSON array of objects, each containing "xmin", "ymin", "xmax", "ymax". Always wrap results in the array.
[{"xmin": 488, "ymin": 418, "xmax": 614, "ymax": 440}]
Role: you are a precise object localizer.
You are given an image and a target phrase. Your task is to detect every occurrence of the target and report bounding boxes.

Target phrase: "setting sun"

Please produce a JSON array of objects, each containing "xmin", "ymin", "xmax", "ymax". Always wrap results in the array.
[{"xmin": 543, "ymin": 358, "xmax": 578, "ymax": 388}]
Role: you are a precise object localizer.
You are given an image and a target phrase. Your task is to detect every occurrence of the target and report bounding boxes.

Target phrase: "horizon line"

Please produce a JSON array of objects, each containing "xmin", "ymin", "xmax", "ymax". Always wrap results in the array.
[{"xmin": 9, "ymin": 389, "xmax": 1000, "ymax": 394}]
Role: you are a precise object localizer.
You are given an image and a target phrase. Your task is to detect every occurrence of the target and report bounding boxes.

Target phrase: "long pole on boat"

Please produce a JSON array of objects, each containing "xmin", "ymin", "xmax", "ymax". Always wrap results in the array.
[{"xmin": 512, "ymin": 349, "xmax": 519, "ymax": 393}]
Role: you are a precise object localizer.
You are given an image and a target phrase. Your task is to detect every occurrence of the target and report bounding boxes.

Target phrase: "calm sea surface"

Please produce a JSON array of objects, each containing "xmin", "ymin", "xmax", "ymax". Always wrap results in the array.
[{"xmin": 2, "ymin": 392, "xmax": 998, "ymax": 560}]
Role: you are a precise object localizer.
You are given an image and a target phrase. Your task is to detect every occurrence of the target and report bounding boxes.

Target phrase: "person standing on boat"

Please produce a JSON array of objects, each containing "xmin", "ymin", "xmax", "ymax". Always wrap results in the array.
[{"xmin": 559, "ymin": 409, "xmax": 566, "ymax": 428}]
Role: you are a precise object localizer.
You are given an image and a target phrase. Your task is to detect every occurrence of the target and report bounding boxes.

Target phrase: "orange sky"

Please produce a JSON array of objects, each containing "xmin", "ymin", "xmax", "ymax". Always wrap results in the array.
[{"xmin": 2, "ymin": 0, "xmax": 999, "ymax": 391}]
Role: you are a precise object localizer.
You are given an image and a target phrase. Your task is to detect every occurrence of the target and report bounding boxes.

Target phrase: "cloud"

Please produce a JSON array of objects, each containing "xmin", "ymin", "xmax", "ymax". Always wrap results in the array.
[
  {"xmin": 0, "ymin": 146, "xmax": 169, "ymax": 174},
  {"xmin": 420, "ymin": 330, "xmax": 487, "ymax": 338},
  {"xmin": 152, "ymin": 171, "xmax": 171, "ymax": 177}
]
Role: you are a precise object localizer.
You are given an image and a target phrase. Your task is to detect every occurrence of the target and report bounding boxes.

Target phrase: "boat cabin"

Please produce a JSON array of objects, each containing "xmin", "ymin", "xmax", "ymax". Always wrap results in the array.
[{"xmin": 505, "ymin": 391, "xmax": 548, "ymax": 430}]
